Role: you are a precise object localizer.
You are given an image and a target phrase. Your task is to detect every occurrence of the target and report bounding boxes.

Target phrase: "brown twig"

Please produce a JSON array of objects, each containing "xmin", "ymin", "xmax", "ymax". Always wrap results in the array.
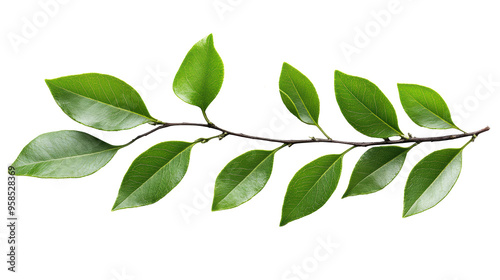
[{"xmin": 124, "ymin": 122, "xmax": 490, "ymax": 148}]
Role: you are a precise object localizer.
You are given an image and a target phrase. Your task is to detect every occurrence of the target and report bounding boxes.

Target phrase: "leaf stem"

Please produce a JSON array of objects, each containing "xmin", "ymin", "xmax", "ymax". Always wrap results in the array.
[
  {"xmin": 461, "ymin": 135, "xmax": 477, "ymax": 150},
  {"xmin": 341, "ymin": 146, "xmax": 356, "ymax": 156},
  {"xmin": 202, "ymin": 110, "xmax": 213, "ymax": 126},
  {"xmin": 273, "ymin": 143, "xmax": 290, "ymax": 152},
  {"xmin": 455, "ymin": 125, "xmax": 467, "ymax": 133},
  {"xmin": 195, "ymin": 133, "xmax": 227, "ymax": 144},
  {"xmin": 408, "ymin": 142, "xmax": 420, "ymax": 149},
  {"xmin": 315, "ymin": 123, "xmax": 331, "ymax": 139}
]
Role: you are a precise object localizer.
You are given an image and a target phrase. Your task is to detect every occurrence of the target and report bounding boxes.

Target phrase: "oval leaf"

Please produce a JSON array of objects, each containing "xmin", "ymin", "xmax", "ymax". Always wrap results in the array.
[
  {"xmin": 46, "ymin": 73, "xmax": 156, "ymax": 131},
  {"xmin": 173, "ymin": 34, "xmax": 224, "ymax": 112},
  {"xmin": 279, "ymin": 63, "xmax": 320, "ymax": 125},
  {"xmin": 12, "ymin": 130, "xmax": 120, "ymax": 178},
  {"xmin": 280, "ymin": 154, "xmax": 344, "ymax": 226},
  {"xmin": 212, "ymin": 149, "xmax": 276, "ymax": 211},
  {"xmin": 335, "ymin": 71, "xmax": 403, "ymax": 138},
  {"xmin": 343, "ymin": 146, "xmax": 412, "ymax": 198},
  {"xmin": 403, "ymin": 148, "xmax": 463, "ymax": 217},
  {"xmin": 398, "ymin": 84, "xmax": 462, "ymax": 131},
  {"xmin": 112, "ymin": 141, "xmax": 195, "ymax": 210}
]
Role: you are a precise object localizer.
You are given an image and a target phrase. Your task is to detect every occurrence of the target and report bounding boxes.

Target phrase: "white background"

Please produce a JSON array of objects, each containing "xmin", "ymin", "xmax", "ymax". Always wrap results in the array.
[{"xmin": 1, "ymin": 1, "xmax": 500, "ymax": 279}]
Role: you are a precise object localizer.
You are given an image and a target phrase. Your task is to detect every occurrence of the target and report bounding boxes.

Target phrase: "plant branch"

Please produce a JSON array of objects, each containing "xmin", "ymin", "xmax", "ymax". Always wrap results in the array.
[{"xmin": 125, "ymin": 122, "xmax": 490, "ymax": 147}]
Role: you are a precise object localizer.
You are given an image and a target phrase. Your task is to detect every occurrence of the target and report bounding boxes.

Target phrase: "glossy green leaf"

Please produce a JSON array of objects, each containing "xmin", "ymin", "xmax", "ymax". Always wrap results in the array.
[
  {"xmin": 112, "ymin": 141, "xmax": 195, "ymax": 210},
  {"xmin": 212, "ymin": 149, "xmax": 278, "ymax": 211},
  {"xmin": 46, "ymin": 73, "xmax": 156, "ymax": 131},
  {"xmin": 280, "ymin": 153, "xmax": 344, "ymax": 226},
  {"xmin": 343, "ymin": 146, "xmax": 412, "ymax": 198},
  {"xmin": 173, "ymin": 34, "xmax": 224, "ymax": 112},
  {"xmin": 403, "ymin": 147, "xmax": 464, "ymax": 217},
  {"xmin": 398, "ymin": 84, "xmax": 462, "ymax": 131},
  {"xmin": 12, "ymin": 130, "xmax": 120, "ymax": 178},
  {"xmin": 335, "ymin": 71, "xmax": 403, "ymax": 138},
  {"xmin": 279, "ymin": 63, "xmax": 320, "ymax": 125}
]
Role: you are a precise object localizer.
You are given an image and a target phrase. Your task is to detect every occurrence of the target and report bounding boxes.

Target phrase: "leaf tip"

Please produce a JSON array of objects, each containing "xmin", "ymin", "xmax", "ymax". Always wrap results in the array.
[
  {"xmin": 281, "ymin": 62, "xmax": 295, "ymax": 75},
  {"xmin": 44, "ymin": 78, "xmax": 55, "ymax": 88},
  {"xmin": 206, "ymin": 33, "xmax": 214, "ymax": 42},
  {"xmin": 402, "ymin": 203, "xmax": 422, "ymax": 218},
  {"xmin": 279, "ymin": 219, "xmax": 288, "ymax": 227},
  {"xmin": 334, "ymin": 70, "xmax": 345, "ymax": 77},
  {"xmin": 211, "ymin": 202, "xmax": 221, "ymax": 212},
  {"xmin": 111, "ymin": 200, "xmax": 124, "ymax": 211},
  {"xmin": 397, "ymin": 83, "xmax": 412, "ymax": 94},
  {"xmin": 334, "ymin": 70, "xmax": 349, "ymax": 83},
  {"xmin": 279, "ymin": 213, "xmax": 293, "ymax": 226}
]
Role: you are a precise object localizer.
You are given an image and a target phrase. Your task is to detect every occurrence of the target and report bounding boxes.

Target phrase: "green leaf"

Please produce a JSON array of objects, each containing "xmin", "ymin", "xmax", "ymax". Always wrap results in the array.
[
  {"xmin": 343, "ymin": 145, "xmax": 412, "ymax": 198},
  {"xmin": 398, "ymin": 84, "xmax": 463, "ymax": 131},
  {"xmin": 173, "ymin": 34, "xmax": 224, "ymax": 112},
  {"xmin": 112, "ymin": 141, "xmax": 195, "ymax": 210},
  {"xmin": 279, "ymin": 63, "xmax": 320, "ymax": 125},
  {"xmin": 403, "ymin": 147, "xmax": 464, "ymax": 217},
  {"xmin": 12, "ymin": 130, "xmax": 120, "ymax": 178},
  {"xmin": 46, "ymin": 73, "xmax": 156, "ymax": 131},
  {"xmin": 280, "ymin": 153, "xmax": 345, "ymax": 226},
  {"xmin": 334, "ymin": 71, "xmax": 403, "ymax": 138},
  {"xmin": 212, "ymin": 149, "xmax": 278, "ymax": 211}
]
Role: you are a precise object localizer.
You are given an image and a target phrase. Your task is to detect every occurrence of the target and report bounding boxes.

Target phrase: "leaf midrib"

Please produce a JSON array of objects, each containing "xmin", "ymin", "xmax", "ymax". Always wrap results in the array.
[
  {"xmin": 16, "ymin": 146, "xmax": 120, "ymax": 168},
  {"xmin": 349, "ymin": 148, "xmax": 408, "ymax": 192},
  {"xmin": 48, "ymin": 81, "xmax": 155, "ymax": 122},
  {"xmin": 215, "ymin": 151, "xmax": 275, "ymax": 207},
  {"xmin": 405, "ymin": 149, "xmax": 462, "ymax": 215},
  {"xmin": 337, "ymin": 76, "xmax": 401, "ymax": 136},
  {"xmin": 404, "ymin": 89, "xmax": 456, "ymax": 128},
  {"xmin": 283, "ymin": 155, "xmax": 342, "ymax": 223},
  {"xmin": 282, "ymin": 69, "xmax": 317, "ymax": 125},
  {"xmin": 115, "ymin": 143, "xmax": 194, "ymax": 208}
]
